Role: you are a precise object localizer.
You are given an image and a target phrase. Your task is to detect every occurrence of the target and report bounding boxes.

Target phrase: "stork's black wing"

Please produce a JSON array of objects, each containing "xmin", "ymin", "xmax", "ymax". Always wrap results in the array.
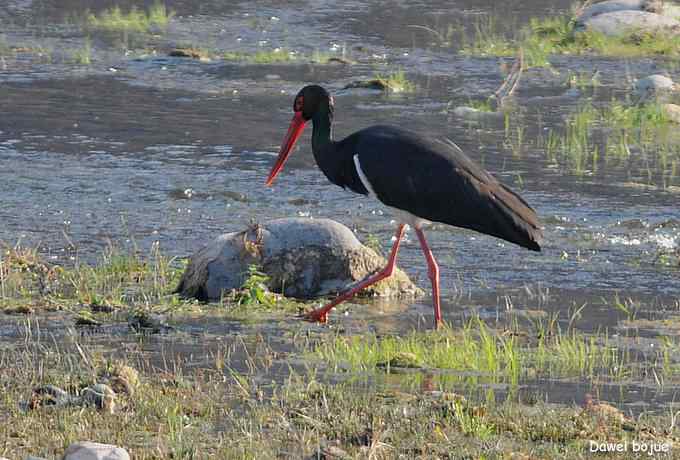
[{"xmin": 352, "ymin": 125, "xmax": 542, "ymax": 251}]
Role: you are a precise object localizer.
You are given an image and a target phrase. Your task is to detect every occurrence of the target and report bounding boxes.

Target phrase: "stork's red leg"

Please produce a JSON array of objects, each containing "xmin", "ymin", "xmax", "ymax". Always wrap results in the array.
[
  {"xmin": 414, "ymin": 227, "xmax": 442, "ymax": 328},
  {"xmin": 303, "ymin": 224, "xmax": 407, "ymax": 323}
]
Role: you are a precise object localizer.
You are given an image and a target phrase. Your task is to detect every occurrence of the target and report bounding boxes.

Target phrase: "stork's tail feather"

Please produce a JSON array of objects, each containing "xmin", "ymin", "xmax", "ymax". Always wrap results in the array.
[{"xmin": 492, "ymin": 183, "xmax": 543, "ymax": 252}]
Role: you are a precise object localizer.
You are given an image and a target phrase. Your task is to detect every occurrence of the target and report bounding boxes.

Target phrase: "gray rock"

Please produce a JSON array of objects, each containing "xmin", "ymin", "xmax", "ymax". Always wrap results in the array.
[
  {"xmin": 63, "ymin": 442, "xmax": 130, "ymax": 460},
  {"xmin": 176, "ymin": 218, "xmax": 422, "ymax": 301},
  {"xmin": 634, "ymin": 74, "xmax": 677, "ymax": 102},
  {"xmin": 577, "ymin": 0, "xmax": 680, "ymax": 22},
  {"xmin": 578, "ymin": 10, "xmax": 680, "ymax": 36},
  {"xmin": 577, "ymin": 0, "xmax": 651, "ymax": 22}
]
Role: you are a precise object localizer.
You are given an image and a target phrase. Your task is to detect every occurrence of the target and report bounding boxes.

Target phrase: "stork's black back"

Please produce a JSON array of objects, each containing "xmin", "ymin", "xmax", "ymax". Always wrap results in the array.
[{"xmin": 320, "ymin": 125, "xmax": 543, "ymax": 251}]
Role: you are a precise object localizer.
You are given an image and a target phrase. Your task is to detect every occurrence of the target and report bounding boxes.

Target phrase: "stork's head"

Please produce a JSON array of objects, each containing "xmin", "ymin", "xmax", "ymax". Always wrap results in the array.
[{"xmin": 265, "ymin": 85, "xmax": 334, "ymax": 186}]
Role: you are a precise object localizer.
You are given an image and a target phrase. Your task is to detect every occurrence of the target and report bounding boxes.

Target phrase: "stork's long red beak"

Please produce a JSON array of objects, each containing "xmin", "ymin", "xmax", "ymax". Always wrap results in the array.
[{"xmin": 265, "ymin": 111, "xmax": 307, "ymax": 186}]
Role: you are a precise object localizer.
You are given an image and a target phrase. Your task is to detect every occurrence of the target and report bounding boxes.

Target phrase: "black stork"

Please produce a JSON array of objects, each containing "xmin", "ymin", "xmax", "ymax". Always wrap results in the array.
[{"xmin": 266, "ymin": 85, "xmax": 542, "ymax": 328}]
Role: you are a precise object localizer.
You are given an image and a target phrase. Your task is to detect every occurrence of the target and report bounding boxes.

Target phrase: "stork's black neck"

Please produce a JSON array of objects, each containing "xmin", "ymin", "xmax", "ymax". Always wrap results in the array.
[
  {"xmin": 308, "ymin": 106, "xmax": 368, "ymax": 195},
  {"xmin": 310, "ymin": 107, "xmax": 334, "ymax": 155},
  {"xmin": 310, "ymin": 106, "xmax": 344, "ymax": 187}
]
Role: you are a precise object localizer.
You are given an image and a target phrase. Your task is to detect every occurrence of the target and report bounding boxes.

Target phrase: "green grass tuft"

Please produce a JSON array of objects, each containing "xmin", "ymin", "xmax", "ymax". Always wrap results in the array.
[
  {"xmin": 223, "ymin": 48, "xmax": 346, "ymax": 65},
  {"xmin": 312, "ymin": 317, "xmax": 647, "ymax": 383},
  {"xmin": 0, "ymin": 241, "xmax": 183, "ymax": 310},
  {"xmin": 85, "ymin": 1, "xmax": 174, "ymax": 34},
  {"xmin": 72, "ymin": 38, "xmax": 92, "ymax": 65},
  {"xmin": 467, "ymin": 98, "xmax": 496, "ymax": 112},
  {"xmin": 233, "ymin": 265, "xmax": 276, "ymax": 308},
  {"xmin": 459, "ymin": 10, "xmax": 680, "ymax": 64},
  {"xmin": 371, "ymin": 70, "xmax": 415, "ymax": 93}
]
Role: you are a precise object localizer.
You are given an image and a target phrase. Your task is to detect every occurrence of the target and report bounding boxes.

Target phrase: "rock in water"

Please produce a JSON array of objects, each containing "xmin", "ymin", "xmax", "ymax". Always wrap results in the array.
[
  {"xmin": 577, "ymin": 0, "xmax": 649, "ymax": 22},
  {"xmin": 63, "ymin": 441, "xmax": 130, "ymax": 460},
  {"xmin": 577, "ymin": 10, "xmax": 680, "ymax": 36},
  {"xmin": 176, "ymin": 218, "xmax": 422, "ymax": 301},
  {"xmin": 577, "ymin": 0, "xmax": 680, "ymax": 22},
  {"xmin": 633, "ymin": 74, "xmax": 677, "ymax": 102}
]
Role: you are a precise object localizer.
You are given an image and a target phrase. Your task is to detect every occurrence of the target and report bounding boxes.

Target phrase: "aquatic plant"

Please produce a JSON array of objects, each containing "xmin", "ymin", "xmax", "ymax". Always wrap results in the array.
[
  {"xmin": 364, "ymin": 233, "xmax": 384, "ymax": 255},
  {"xmin": 85, "ymin": 1, "xmax": 174, "ymax": 34},
  {"xmin": 370, "ymin": 70, "xmax": 415, "ymax": 93},
  {"xmin": 467, "ymin": 98, "xmax": 496, "ymax": 113},
  {"xmin": 233, "ymin": 265, "xmax": 275, "ymax": 308},
  {"xmin": 72, "ymin": 38, "xmax": 92, "ymax": 65},
  {"xmin": 312, "ymin": 316, "xmax": 644, "ymax": 382},
  {"xmin": 407, "ymin": 22, "xmax": 462, "ymax": 48},
  {"xmin": 535, "ymin": 99, "xmax": 680, "ymax": 181},
  {"xmin": 564, "ymin": 70, "xmax": 601, "ymax": 90},
  {"xmin": 224, "ymin": 48, "xmax": 296, "ymax": 64},
  {"xmin": 223, "ymin": 48, "xmax": 345, "ymax": 65},
  {"xmin": 459, "ymin": 15, "xmax": 516, "ymax": 58}
]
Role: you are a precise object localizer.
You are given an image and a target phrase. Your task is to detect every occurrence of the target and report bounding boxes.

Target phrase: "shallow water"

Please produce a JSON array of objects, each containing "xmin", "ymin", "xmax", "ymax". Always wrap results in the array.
[{"xmin": 1, "ymin": 0, "xmax": 680, "ymax": 412}]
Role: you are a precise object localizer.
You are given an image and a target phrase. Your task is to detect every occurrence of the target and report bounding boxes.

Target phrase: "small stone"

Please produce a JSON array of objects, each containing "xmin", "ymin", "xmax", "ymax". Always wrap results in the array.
[
  {"xmin": 81, "ymin": 384, "xmax": 116, "ymax": 413},
  {"xmin": 319, "ymin": 444, "xmax": 351, "ymax": 459},
  {"xmin": 127, "ymin": 311, "xmax": 172, "ymax": 333},
  {"xmin": 4, "ymin": 305, "xmax": 35, "ymax": 315},
  {"xmin": 75, "ymin": 311, "xmax": 102, "ymax": 327},
  {"xmin": 89, "ymin": 302, "xmax": 116, "ymax": 313},
  {"xmin": 343, "ymin": 79, "xmax": 391, "ymax": 91},
  {"xmin": 63, "ymin": 441, "xmax": 130, "ymax": 460},
  {"xmin": 326, "ymin": 57, "xmax": 354, "ymax": 65},
  {"xmin": 168, "ymin": 48, "xmax": 211, "ymax": 61},
  {"xmin": 663, "ymin": 103, "xmax": 680, "ymax": 123}
]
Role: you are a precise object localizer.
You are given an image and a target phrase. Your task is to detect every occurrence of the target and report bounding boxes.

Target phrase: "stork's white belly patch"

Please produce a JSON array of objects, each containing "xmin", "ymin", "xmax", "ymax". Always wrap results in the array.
[
  {"xmin": 353, "ymin": 154, "xmax": 377, "ymax": 197},
  {"xmin": 352, "ymin": 154, "xmax": 431, "ymax": 228}
]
